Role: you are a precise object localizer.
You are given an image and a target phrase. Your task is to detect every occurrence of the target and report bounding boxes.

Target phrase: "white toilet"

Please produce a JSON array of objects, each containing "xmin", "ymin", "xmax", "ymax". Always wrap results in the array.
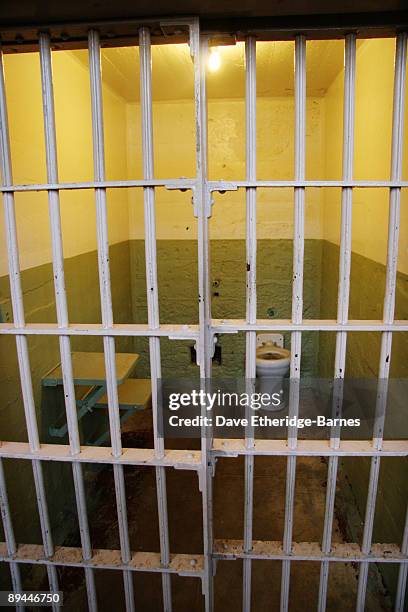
[{"xmin": 256, "ymin": 334, "xmax": 290, "ymax": 411}]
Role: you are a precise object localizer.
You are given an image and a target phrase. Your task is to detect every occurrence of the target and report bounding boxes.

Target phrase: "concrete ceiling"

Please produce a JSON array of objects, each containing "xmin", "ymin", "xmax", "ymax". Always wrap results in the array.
[
  {"xmin": 73, "ymin": 39, "xmax": 345, "ymax": 102},
  {"xmin": 0, "ymin": 0, "xmax": 406, "ymax": 25}
]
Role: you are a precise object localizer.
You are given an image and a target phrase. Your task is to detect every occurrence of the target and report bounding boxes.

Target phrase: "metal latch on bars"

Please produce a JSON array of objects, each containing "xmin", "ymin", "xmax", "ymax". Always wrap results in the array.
[
  {"xmin": 166, "ymin": 183, "xmax": 238, "ymax": 219},
  {"xmin": 194, "ymin": 183, "xmax": 239, "ymax": 218},
  {"xmin": 192, "ymin": 334, "xmax": 218, "ymax": 367},
  {"xmin": 165, "ymin": 184, "xmax": 214, "ymax": 218}
]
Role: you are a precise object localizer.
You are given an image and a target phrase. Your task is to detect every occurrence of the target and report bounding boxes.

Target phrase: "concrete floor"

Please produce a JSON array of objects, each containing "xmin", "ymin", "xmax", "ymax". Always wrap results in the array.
[{"xmin": 62, "ymin": 412, "xmax": 392, "ymax": 612}]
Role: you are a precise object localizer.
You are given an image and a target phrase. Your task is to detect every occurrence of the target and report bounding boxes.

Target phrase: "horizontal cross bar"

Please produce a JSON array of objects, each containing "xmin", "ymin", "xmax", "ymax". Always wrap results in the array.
[
  {"xmin": 213, "ymin": 439, "xmax": 408, "ymax": 456},
  {"xmin": 209, "ymin": 180, "xmax": 408, "ymax": 190},
  {"xmin": 0, "ymin": 543, "xmax": 203, "ymax": 576},
  {"xmin": 0, "ymin": 321, "xmax": 407, "ymax": 337},
  {"xmin": 0, "ymin": 540, "xmax": 405, "ymax": 573},
  {"xmin": 0, "ymin": 323, "xmax": 199, "ymax": 338},
  {"xmin": 1, "ymin": 179, "xmax": 408, "ymax": 194},
  {"xmin": 0, "ymin": 179, "xmax": 196, "ymax": 193},
  {"xmin": 0, "ymin": 442, "xmax": 201, "ymax": 469},
  {"xmin": 0, "ymin": 440, "xmax": 406, "ymax": 465},
  {"xmin": 213, "ymin": 540, "xmax": 407, "ymax": 563},
  {"xmin": 211, "ymin": 319, "xmax": 408, "ymax": 332}
]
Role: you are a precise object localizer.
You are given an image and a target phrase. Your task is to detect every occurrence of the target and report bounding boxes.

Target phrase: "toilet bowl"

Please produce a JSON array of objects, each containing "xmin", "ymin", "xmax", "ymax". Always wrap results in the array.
[{"xmin": 256, "ymin": 335, "xmax": 290, "ymax": 411}]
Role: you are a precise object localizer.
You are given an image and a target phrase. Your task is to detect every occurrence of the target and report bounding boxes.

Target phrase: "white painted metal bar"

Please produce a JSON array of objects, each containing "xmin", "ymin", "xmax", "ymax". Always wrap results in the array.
[
  {"xmin": 395, "ymin": 505, "xmax": 408, "ymax": 611},
  {"xmin": 318, "ymin": 33, "xmax": 356, "ymax": 612},
  {"xmin": 210, "ymin": 319, "xmax": 408, "ymax": 332},
  {"xmin": 357, "ymin": 32, "xmax": 408, "ymax": 612},
  {"xmin": 0, "ymin": 459, "xmax": 23, "ymax": 603},
  {"xmin": 38, "ymin": 31, "xmax": 98, "ymax": 611},
  {"xmin": 0, "ymin": 539, "xmax": 406, "ymax": 569},
  {"xmin": 0, "ymin": 544, "xmax": 205, "ymax": 575},
  {"xmin": 193, "ymin": 24, "xmax": 214, "ymax": 611},
  {"xmin": 0, "ymin": 46, "xmax": 60, "ymax": 602},
  {"xmin": 88, "ymin": 29, "xmax": 134, "ymax": 612},
  {"xmin": 139, "ymin": 26, "xmax": 172, "ymax": 611},
  {"xmin": 243, "ymin": 34, "xmax": 257, "ymax": 612},
  {"xmin": 0, "ymin": 323, "xmax": 199, "ymax": 337},
  {"xmin": 0, "ymin": 539, "xmax": 406, "ymax": 570},
  {"xmin": 0, "ymin": 54, "xmax": 23, "ymax": 600},
  {"xmin": 0, "ymin": 441, "xmax": 203, "ymax": 465},
  {"xmin": 213, "ymin": 539, "xmax": 408, "ymax": 563},
  {"xmin": 0, "ymin": 439, "xmax": 407, "ymax": 461},
  {"xmin": 2, "ymin": 320, "xmax": 408, "ymax": 337},
  {"xmin": 2, "ymin": 178, "xmax": 408, "ymax": 194},
  {"xmin": 209, "ymin": 179, "xmax": 408, "ymax": 189},
  {"xmin": 211, "ymin": 438, "xmax": 408, "ymax": 457},
  {"xmin": 281, "ymin": 35, "xmax": 306, "ymax": 612}
]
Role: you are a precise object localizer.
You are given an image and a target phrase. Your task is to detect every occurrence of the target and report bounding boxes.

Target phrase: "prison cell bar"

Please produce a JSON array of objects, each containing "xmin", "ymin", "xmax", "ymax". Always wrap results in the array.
[
  {"xmin": 0, "ymin": 439, "xmax": 406, "ymax": 462},
  {"xmin": 38, "ymin": 32, "xmax": 99, "ymax": 611},
  {"xmin": 0, "ymin": 539, "xmax": 406, "ymax": 571},
  {"xmin": 0, "ymin": 459, "xmax": 23, "ymax": 609},
  {"xmin": 317, "ymin": 32, "xmax": 356, "ymax": 612},
  {"xmin": 139, "ymin": 26, "xmax": 173, "ymax": 611},
  {"xmin": 210, "ymin": 319, "xmax": 408, "ymax": 332},
  {"xmin": 0, "ymin": 48, "xmax": 60, "ymax": 606},
  {"xmin": 396, "ymin": 506, "xmax": 408, "ymax": 610},
  {"xmin": 88, "ymin": 29, "xmax": 135, "ymax": 612},
  {"xmin": 0, "ymin": 323, "xmax": 199, "ymax": 337},
  {"xmin": 356, "ymin": 31, "xmax": 408, "ymax": 612},
  {"xmin": 280, "ymin": 34, "xmax": 306, "ymax": 612},
  {"xmin": 0, "ymin": 58, "xmax": 24, "ymax": 606},
  {"xmin": 2, "ymin": 179, "xmax": 408, "ymax": 194},
  {"xmin": 211, "ymin": 438, "xmax": 408, "ymax": 457},
  {"xmin": 1, "ymin": 320, "xmax": 408, "ymax": 337},
  {"xmin": 193, "ymin": 25, "xmax": 215, "ymax": 611},
  {"xmin": 242, "ymin": 35, "xmax": 257, "ymax": 612}
]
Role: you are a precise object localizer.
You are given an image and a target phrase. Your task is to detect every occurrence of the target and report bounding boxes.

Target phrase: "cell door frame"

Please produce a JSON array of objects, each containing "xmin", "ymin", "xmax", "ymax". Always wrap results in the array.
[{"xmin": 0, "ymin": 15, "xmax": 407, "ymax": 612}]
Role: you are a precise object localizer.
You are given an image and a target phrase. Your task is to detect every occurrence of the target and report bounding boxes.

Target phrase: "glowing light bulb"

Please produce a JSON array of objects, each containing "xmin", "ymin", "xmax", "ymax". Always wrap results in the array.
[{"xmin": 208, "ymin": 48, "xmax": 221, "ymax": 72}]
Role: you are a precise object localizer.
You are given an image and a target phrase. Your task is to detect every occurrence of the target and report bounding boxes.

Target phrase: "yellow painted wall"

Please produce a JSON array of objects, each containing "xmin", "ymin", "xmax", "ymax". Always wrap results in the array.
[
  {"xmin": 0, "ymin": 50, "xmax": 129, "ymax": 276},
  {"xmin": 323, "ymin": 38, "xmax": 408, "ymax": 274},
  {"xmin": 2, "ymin": 40, "xmax": 406, "ymax": 274},
  {"xmin": 127, "ymin": 96, "xmax": 326, "ymax": 241}
]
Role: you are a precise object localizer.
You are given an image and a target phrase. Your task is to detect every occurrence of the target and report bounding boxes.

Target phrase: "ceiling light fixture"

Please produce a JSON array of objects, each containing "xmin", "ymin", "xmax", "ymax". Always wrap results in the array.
[{"xmin": 208, "ymin": 48, "xmax": 221, "ymax": 72}]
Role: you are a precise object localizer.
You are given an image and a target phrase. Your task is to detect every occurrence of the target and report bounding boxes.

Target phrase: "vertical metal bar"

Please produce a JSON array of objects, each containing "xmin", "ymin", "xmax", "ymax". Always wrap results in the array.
[
  {"xmin": 280, "ymin": 34, "xmax": 306, "ymax": 612},
  {"xmin": 356, "ymin": 32, "xmax": 407, "ymax": 611},
  {"xmin": 38, "ymin": 32, "xmax": 98, "ymax": 611},
  {"xmin": 243, "ymin": 35, "xmax": 257, "ymax": 612},
  {"xmin": 192, "ymin": 21, "xmax": 214, "ymax": 611},
  {"xmin": 0, "ymin": 459, "xmax": 23, "ymax": 605},
  {"xmin": 395, "ymin": 504, "xmax": 408, "ymax": 611},
  {"xmin": 88, "ymin": 29, "xmax": 134, "ymax": 612},
  {"xmin": 0, "ymin": 47, "xmax": 59, "ymax": 601},
  {"xmin": 0, "ymin": 51, "xmax": 23, "ymax": 603},
  {"xmin": 317, "ymin": 33, "xmax": 356, "ymax": 612},
  {"xmin": 139, "ymin": 26, "xmax": 172, "ymax": 611}
]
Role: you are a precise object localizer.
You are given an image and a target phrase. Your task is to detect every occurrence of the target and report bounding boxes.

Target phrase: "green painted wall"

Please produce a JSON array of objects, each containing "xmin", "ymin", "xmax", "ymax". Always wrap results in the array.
[
  {"xmin": 319, "ymin": 240, "xmax": 408, "ymax": 600},
  {"xmin": 129, "ymin": 239, "xmax": 323, "ymax": 378}
]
